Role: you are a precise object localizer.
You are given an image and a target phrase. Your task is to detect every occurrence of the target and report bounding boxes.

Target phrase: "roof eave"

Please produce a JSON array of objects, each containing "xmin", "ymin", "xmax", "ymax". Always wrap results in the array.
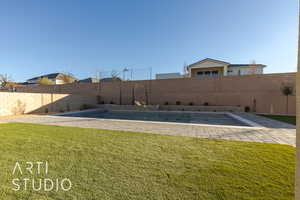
[{"xmin": 187, "ymin": 58, "xmax": 230, "ymax": 69}]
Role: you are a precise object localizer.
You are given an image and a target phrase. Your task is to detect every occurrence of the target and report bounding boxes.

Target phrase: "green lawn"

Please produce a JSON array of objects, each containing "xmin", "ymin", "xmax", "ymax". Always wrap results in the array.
[
  {"xmin": 0, "ymin": 123, "xmax": 295, "ymax": 200},
  {"xmin": 260, "ymin": 114, "xmax": 296, "ymax": 125}
]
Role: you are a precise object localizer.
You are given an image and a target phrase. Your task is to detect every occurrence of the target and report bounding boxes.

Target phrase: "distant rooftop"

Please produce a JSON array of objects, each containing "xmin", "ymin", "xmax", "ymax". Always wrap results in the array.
[
  {"xmin": 27, "ymin": 73, "xmax": 77, "ymax": 82},
  {"xmin": 187, "ymin": 58, "xmax": 266, "ymax": 69},
  {"xmin": 27, "ymin": 73, "xmax": 61, "ymax": 81}
]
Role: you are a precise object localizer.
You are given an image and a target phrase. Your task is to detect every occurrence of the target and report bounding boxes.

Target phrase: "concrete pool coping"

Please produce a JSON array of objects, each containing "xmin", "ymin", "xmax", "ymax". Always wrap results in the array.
[
  {"xmin": 51, "ymin": 108, "xmax": 238, "ymax": 115},
  {"xmin": 50, "ymin": 109, "xmax": 264, "ymax": 130}
]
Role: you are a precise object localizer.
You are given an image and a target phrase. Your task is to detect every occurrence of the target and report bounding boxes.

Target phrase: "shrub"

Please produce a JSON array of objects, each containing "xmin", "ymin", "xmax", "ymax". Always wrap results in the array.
[
  {"xmin": 37, "ymin": 77, "xmax": 53, "ymax": 85},
  {"xmin": 80, "ymin": 104, "xmax": 89, "ymax": 111},
  {"xmin": 203, "ymin": 102, "xmax": 209, "ymax": 106},
  {"xmin": 66, "ymin": 104, "xmax": 70, "ymax": 112},
  {"xmin": 96, "ymin": 95, "xmax": 102, "ymax": 104},
  {"xmin": 45, "ymin": 108, "xmax": 48, "ymax": 113},
  {"xmin": 189, "ymin": 102, "xmax": 194, "ymax": 106},
  {"xmin": 245, "ymin": 106, "xmax": 250, "ymax": 112},
  {"xmin": 164, "ymin": 102, "xmax": 169, "ymax": 105},
  {"xmin": 59, "ymin": 108, "xmax": 64, "ymax": 113},
  {"xmin": 176, "ymin": 101, "xmax": 181, "ymax": 105},
  {"xmin": 110, "ymin": 101, "xmax": 115, "ymax": 104}
]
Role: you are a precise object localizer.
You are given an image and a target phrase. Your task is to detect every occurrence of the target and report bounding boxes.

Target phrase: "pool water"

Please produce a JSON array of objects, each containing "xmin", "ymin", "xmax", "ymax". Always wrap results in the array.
[{"xmin": 60, "ymin": 110, "xmax": 250, "ymax": 127}]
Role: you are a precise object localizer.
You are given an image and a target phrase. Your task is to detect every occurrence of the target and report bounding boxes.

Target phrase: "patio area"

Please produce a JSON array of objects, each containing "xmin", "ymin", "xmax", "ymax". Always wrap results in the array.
[{"xmin": 2, "ymin": 111, "xmax": 296, "ymax": 146}]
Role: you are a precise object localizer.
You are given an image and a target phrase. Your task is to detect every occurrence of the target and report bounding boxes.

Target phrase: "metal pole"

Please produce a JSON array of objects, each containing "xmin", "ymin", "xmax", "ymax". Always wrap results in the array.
[
  {"xmin": 295, "ymin": 4, "xmax": 300, "ymax": 199},
  {"xmin": 149, "ymin": 67, "xmax": 152, "ymax": 105}
]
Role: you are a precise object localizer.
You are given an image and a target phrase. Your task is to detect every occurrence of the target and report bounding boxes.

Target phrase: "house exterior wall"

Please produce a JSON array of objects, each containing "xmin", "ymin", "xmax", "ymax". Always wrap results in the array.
[
  {"xmin": 55, "ymin": 79, "xmax": 64, "ymax": 84},
  {"xmin": 14, "ymin": 73, "xmax": 296, "ymax": 115},
  {"xmin": 190, "ymin": 66, "xmax": 264, "ymax": 77},
  {"xmin": 187, "ymin": 59, "xmax": 265, "ymax": 77},
  {"xmin": 228, "ymin": 66, "xmax": 264, "ymax": 75},
  {"xmin": 188, "ymin": 60, "xmax": 228, "ymax": 77},
  {"xmin": 190, "ymin": 67, "xmax": 224, "ymax": 77}
]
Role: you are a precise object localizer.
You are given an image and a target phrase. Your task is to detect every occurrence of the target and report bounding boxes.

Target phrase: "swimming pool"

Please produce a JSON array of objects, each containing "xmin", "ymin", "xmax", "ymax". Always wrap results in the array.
[{"xmin": 57, "ymin": 110, "xmax": 250, "ymax": 127}]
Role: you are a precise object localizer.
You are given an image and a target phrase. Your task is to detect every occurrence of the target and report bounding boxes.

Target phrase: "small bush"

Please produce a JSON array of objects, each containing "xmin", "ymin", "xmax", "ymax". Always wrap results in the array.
[
  {"xmin": 176, "ymin": 101, "xmax": 181, "ymax": 105},
  {"xmin": 110, "ymin": 101, "xmax": 115, "ymax": 104},
  {"xmin": 37, "ymin": 77, "xmax": 53, "ymax": 85},
  {"xmin": 96, "ymin": 95, "xmax": 102, "ymax": 104},
  {"xmin": 203, "ymin": 102, "xmax": 209, "ymax": 106},
  {"xmin": 45, "ymin": 108, "xmax": 48, "ymax": 113},
  {"xmin": 164, "ymin": 102, "xmax": 169, "ymax": 105},
  {"xmin": 66, "ymin": 104, "xmax": 70, "ymax": 112},
  {"xmin": 59, "ymin": 108, "xmax": 64, "ymax": 113},
  {"xmin": 189, "ymin": 102, "xmax": 194, "ymax": 106},
  {"xmin": 80, "ymin": 104, "xmax": 89, "ymax": 111},
  {"xmin": 245, "ymin": 106, "xmax": 250, "ymax": 112},
  {"xmin": 100, "ymin": 101, "xmax": 105, "ymax": 104}
]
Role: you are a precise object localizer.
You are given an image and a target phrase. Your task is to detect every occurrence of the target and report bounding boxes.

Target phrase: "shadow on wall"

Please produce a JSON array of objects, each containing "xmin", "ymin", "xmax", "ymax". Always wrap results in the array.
[
  {"xmin": 12, "ymin": 100, "xmax": 26, "ymax": 115},
  {"xmin": 28, "ymin": 94, "xmax": 98, "ymax": 114},
  {"xmin": 0, "ymin": 92, "xmax": 98, "ymax": 116}
]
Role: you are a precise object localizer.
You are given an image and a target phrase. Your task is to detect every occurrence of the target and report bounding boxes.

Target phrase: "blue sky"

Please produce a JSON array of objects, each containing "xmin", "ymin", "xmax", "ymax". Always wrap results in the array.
[{"xmin": 0, "ymin": 0, "xmax": 298, "ymax": 81}]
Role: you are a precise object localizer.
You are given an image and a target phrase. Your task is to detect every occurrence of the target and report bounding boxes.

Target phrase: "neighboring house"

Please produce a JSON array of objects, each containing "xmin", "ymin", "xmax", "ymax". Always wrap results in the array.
[
  {"xmin": 187, "ymin": 58, "xmax": 266, "ymax": 78},
  {"xmin": 100, "ymin": 77, "xmax": 122, "ymax": 82},
  {"xmin": 79, "ymin": 78, "xmax": 100, "ymax": 83},
  {"xmin": 78, "ymin": 77, "xmax": 122, "ymax": 83},
  {"xmin": 26, "ymin": 73, "xmax": 78, "ymax": 85},
  {"xmin": 156, "ymin": 73, "xmax": 182, "ymax": 80}
]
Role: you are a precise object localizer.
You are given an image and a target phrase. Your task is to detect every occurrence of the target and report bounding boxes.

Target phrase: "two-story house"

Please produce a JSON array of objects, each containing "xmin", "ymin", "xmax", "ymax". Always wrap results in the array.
[{"xmin": 187, "ymin": 58, "xmax": 266, "ymax": 78}]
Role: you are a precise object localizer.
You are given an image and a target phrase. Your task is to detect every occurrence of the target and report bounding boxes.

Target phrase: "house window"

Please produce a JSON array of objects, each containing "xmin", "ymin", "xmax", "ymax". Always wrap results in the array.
[
  {"xmin": 197, "ymin": 72, "xmax": 204, "ymax": 77},
  {"xmin": 212, "ymin": 71, "xmax": 219, "ymax": 76},
  {"xmin": 239, "ymin": 69, "xmax": 247, "ymax": 75},
  {"xmin": 197, "ymin": 71, "xmax": 218, "ymax": 77}
]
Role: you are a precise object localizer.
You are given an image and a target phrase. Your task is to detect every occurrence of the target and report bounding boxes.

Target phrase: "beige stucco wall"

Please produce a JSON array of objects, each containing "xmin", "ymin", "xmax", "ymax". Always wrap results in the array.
[
  {"xmin": 150, "ymin": 74, "xmax": 295, "ymax": 115},
  {"xmin": 14, "ymin": 73, "xmax": 296, "ymax": 115},
  {"xmin": 228, "ymin": 66, "xmax": 264, "ymax": 75},
  {"xmin": 0, "ymin": 92, "xmax": 97, "ymax": 116}
]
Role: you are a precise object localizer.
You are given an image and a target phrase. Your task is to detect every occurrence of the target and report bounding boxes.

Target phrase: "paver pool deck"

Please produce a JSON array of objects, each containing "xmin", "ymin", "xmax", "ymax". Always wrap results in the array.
[{"xmin": 1, "ymin": 112, "xmax": 296, "ymax": 146}]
